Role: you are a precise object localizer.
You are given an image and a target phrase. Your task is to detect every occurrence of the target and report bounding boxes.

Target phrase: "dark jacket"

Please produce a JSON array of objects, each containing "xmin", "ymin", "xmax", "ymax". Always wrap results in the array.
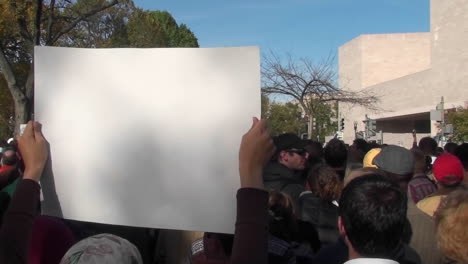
[
  {"xmin": 231, "ymin": 188, "xmax": 423, "ymax": 264},
  {"xmin": 298, "ymin": 192, "xmax": 339, "ymax": 247},
  {"xmin": 0, "ymin": 179, "xmax": 40, "ymax": 264},
  {"xmin": 263, "ymin": 162, "xmax": 305, "ymax": 207}
]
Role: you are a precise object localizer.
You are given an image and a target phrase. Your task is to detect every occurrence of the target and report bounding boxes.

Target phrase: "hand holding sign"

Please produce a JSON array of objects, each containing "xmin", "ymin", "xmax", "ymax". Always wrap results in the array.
[
  {"xmin": 17, "ymin": 121, "xmax": 49, "ymax": 182},
  {"xmin": 239, "ymin": 117, "xmax": 275, "ymax": 189}
]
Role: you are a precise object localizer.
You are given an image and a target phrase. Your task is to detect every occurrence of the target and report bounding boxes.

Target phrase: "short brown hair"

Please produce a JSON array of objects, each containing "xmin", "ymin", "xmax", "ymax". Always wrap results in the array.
[{"xmin": 434, "ymin": 189, "xmax": 468, "ymax": 263}]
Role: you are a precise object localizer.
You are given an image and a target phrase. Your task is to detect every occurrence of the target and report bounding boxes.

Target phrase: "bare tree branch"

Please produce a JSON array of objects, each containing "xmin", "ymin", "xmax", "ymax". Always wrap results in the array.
[
  {"xmin": 46, "ymin": 0, "xmax": 56, "ymax": 43},
  {"xmin": 262, "ymin": 51, "xmax": 380, "ymax": 138},
  {"xmin": 48, "ymin": 0, "xmax": 119, "ymax": 45},
  {"xmin": 262, "ymin": 52, "xmax": 379, "ymax": 108},
  {"xmin": 35, "ymin": 0, "xmax": 43, "ymax": 45},
  {"xmin": 8, "ymin": 0, "xmax": 34, "ymax": 47}
]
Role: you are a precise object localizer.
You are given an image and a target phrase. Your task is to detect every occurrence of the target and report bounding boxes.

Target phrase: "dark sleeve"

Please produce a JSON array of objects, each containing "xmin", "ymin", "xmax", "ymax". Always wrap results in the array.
[
  {"xmin": 311, "ymin": 237, "xmax": 348, "ymax": 264},
  {"xmin": 0, "ymin": 179, "xmax": 40, "ymax": 264},
  {"xmin": 230, "ymin": 188, "xmax": 269, "ymax": 264}
]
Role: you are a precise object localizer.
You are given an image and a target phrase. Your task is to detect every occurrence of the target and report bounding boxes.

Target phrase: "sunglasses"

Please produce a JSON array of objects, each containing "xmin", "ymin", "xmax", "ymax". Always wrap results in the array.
[{"xmin": 287, "ymin": 149, "xmax": 307, "ymax": 156}]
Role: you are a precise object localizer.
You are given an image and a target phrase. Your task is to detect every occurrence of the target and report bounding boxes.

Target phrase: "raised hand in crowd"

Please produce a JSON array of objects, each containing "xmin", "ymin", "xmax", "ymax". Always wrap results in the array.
[
  {"xmin": 231, "ymin": 117, "xmax": 274, "ymax": 264},
  {"xmin": 0, "ymin": 121, "xmax": 49, "ymax": 264},
  {"xmin": 239, "ymin": 117, "xmax": 275, "ymax": 189},
  {"xmin": 17, "ymin": 121, "xmax": 49, "ymax": 182}
]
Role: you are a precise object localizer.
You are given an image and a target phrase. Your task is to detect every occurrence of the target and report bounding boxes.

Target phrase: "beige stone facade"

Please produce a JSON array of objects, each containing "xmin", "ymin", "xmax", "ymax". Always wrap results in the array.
[{"xmin": 338, "ymin": 0, "xmax": 468, "ymax": 148}]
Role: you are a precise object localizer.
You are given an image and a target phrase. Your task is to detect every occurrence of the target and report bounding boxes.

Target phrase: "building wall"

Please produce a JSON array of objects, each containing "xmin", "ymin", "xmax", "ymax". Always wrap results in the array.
[
  {"xmin": 338, "ymin": 33, "xmax": 431, "ymax": 91},
  {"xmin": 338, "ymin": 0, "xmax": 468, "ymax": 148},
  {"xmin": 431, "ymin": 0, "xmax": 468, "ymax": 71},
  {"xmin": 338, "ymin": 37, "xmax": 362, "ymax": 91},
  {"xmin": 360, "ymin": 33, "xmax": 431, "ymax": 88}
]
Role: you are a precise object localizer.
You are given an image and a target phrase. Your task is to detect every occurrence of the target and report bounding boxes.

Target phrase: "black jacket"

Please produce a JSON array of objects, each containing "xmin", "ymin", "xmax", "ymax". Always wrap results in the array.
[
  {"xmin": 298, "ymin": 192, "xmax": 339, "ymax": 247},
  {"xmin": 263, "ymin": 162, "xmax": 305, "ymax": 207}
]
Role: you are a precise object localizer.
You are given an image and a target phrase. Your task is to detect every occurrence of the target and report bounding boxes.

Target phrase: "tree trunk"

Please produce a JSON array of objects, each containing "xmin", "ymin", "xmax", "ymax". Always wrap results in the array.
[
  {"xmin": 13, "ymin": 64, "xmax": 35, "ymax": 134},
  {"xmin": 308, "ymin": 115, "xmax": 313, "ymax": 139},
  {"xmin": 12, "ymin": 88, "xmax": 31, "ymax": 134}
]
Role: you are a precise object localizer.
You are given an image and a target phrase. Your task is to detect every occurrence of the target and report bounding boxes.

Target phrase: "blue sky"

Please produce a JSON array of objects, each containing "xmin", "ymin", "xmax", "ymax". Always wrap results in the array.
[{"xmin": 134, "ymin": 0, "xmax": 429, "ymax": 60}]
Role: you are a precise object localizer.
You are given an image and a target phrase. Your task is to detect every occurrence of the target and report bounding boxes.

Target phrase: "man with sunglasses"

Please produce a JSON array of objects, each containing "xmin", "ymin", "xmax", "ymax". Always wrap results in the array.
[{"xmin": 263, "ymin": 133, "xmax": 309, "ymax": 207}]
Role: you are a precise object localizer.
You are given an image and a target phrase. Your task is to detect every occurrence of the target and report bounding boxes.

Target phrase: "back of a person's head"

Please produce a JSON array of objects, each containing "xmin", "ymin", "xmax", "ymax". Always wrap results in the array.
[
  {"xmin": 60, "ymin": 233, "xmax": 143, "ymax": 264},
  {"xmin": 434, "ymin": 189, "xmax": 468, "ymax": 263},
  {"xmin": 304, "ymin": 140, "xmax": 323, "ymax": 165},
  {"xmin": 307, "ymin": 165, "xmax": 342, "ymax": 202},
  {"xmin": 444, "ymin": 142, "xmax": 458, "ymax": 155},
  {"xmin": 368, "ymin": 141, "xmax": 381, "ymax": 150},
  {"xmin": 432, "ymin": 153, "xmax": 464, "ymax": 188},
  {"xmin": 454, "ymin": 143, "xmax": 468, "ymax": 171},
  {"xmin": 352, "ymin": 139, "xmax": 370, "ymax": 153},
  {"xmin": 418, "ymin": 137, "xmax": 437, "ymax": 156},
  {"xmin": 1, "ymin": 149, "xmax": 17, "ymax": 166},
  {"xmin": 324, "ymin": 138, "xmax": 347, "ymax": 169},
  {"xmin": 411, "ymin": 148, "xmax": 429, "ymax": 174},
  {"xmin": 339, "ymin": 175, "xmax": 406, "ymax": 259},
  {"xmin": 268, "ymin": 190, "xmax": 297, "ymax": 241},
  {"xmin": 372, "ymin": 145, "xmax": 414, "ymax": 189}
]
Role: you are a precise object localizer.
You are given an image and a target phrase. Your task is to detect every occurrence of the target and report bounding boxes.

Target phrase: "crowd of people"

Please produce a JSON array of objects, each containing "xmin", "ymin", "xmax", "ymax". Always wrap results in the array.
[
  {"xmin": 0, "ymin": 119, "xmax": 467, "ymax": 264},
  {"xmin": 192, "ymin": 119, "xmax": 468, "ymax": 264}
]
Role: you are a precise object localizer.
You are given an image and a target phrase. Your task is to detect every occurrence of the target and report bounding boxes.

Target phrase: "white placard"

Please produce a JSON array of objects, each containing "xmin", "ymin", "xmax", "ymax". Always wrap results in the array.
[{"xmin": 34, "ymin": 46, "xmax": 260, "ymax": 233}]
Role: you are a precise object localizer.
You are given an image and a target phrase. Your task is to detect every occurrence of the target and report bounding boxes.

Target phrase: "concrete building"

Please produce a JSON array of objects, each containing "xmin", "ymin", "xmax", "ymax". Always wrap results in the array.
[{"xmin": 338, "ymin": 0, "xmax": 468, "ymax": 148}]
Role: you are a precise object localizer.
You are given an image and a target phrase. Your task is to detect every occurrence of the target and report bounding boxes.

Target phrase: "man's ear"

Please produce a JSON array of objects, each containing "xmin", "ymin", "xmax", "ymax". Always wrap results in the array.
[
  {"xmin": 339, "ymin": 216, "xmax": 356, "ymax": 255},
  {"xmin": 279, "ymin": 150, "xmax": 288, "ymax": 162},
  {"xmin": 338, "ymin": 216, "xmax": 346, "ymax": 237}
]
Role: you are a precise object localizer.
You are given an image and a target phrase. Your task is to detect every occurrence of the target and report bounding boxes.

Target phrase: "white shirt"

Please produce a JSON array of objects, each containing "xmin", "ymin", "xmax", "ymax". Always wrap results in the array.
[{"xmin": 344, "ymin": 258, "xmax": 399, "ymax": 264}]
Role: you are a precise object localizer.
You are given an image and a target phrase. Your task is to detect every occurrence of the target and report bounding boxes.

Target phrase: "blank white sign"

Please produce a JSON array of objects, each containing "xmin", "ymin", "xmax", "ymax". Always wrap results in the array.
[{"xmin": 34, "ymin": 46, "xmax": 260, "ymax": 233}]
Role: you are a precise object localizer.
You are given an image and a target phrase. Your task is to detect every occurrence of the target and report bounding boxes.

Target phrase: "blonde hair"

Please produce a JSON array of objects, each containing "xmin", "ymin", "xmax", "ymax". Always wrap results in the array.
[{"xmin": 434, "ymin": 189, "xmax": 468, "ymax": 263}]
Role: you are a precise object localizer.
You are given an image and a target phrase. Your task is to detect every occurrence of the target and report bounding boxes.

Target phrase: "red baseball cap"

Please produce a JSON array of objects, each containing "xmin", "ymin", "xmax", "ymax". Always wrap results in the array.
[{"xmin": 433, "ymin": 153, "xmax": 464, "ymax": 184}]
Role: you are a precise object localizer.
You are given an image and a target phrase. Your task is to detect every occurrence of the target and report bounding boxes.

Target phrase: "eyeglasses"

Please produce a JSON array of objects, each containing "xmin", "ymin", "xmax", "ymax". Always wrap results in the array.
[{"xmin": 287, "ymin": 149, "xmax": 307, "ymax": 156}]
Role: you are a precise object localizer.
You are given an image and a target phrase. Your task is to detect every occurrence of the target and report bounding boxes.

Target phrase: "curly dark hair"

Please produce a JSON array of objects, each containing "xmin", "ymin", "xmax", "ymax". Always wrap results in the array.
[
  {"xmin": 324, "ymin": 139, "xmax": 347, "ymax": 168},
  {"xmin": 418, "ymin": 137, "xmax": 437, "ymax": 156},
  {"xmin": 307, "ymin": 165, "xmax": 342, "ymax": 201}
]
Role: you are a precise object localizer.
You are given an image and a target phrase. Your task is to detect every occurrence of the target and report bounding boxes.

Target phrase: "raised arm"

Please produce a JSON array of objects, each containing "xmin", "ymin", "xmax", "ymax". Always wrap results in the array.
[
  {"xmin": 0, "ymin": 121, "xmax": 49, "ymax": 264},
  {"xmin": 412, "ymin": 129, "xmax": 417, "ymax": 149},
  {"xmin": 230, "ymin": 117, "xmax": 275, "ymax": 264}
]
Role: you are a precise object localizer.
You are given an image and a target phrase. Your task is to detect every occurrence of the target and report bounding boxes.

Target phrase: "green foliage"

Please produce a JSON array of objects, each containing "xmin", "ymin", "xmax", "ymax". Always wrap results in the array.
[
  {"xmin": 60, "ymin": 1, "xmax": 135, "ymax": 48},
  {"xmin": 0, "ymin": 76, "xmax": 14, "ymax": 140},
  {"xmin": 126, "ymin": 9, "xmax": 198, "ymax": 48},
  {"xmin": 448, "ymin": 107, "xmax": 468, "ymax": 142},
  {"xmin": 176, "ymin": 24, "xmax": 199, "ymax": 47},
  {"xmin": 55, "ymin": 4, "xmax": 199, "ymax": 48},
  {"xmin": 261, "ymin": 93, "xmax": 269, "ymax": 119},
  {"xmin": 307, "ymin": 99, "xmax": 338, "ymax": 142},
  {"xmin": 0, "ymin": 0, "xmax": 199, "ymax": 129},
  {"xmin": 264, "ymin": 102, "xmax": 305, "ymax": 136},
  {"xmin": 262, "ymin": 95, "xmax": 338, "ymax": 141}
]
